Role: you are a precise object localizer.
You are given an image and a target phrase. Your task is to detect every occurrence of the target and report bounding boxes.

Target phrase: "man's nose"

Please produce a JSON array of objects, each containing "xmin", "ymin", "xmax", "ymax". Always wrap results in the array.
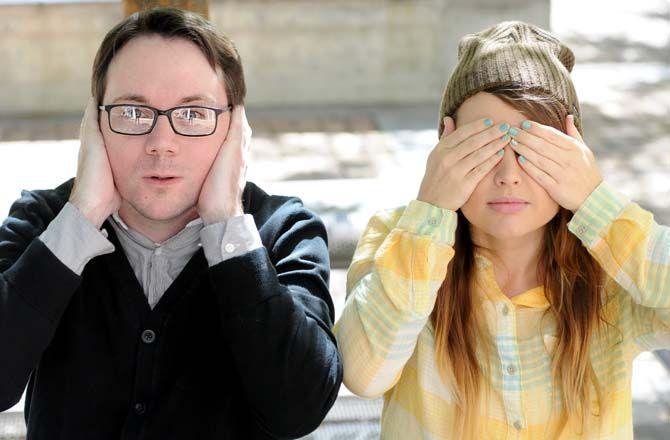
[{"xmin": 145, "ymin": 114, "xmax": 179, "ymax": 155}]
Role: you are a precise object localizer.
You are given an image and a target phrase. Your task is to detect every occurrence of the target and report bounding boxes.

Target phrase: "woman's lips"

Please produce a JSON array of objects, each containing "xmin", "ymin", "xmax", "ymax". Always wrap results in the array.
[{"xmin": 487, "ymin": 202, "xmax": 529, "ymax": 213}]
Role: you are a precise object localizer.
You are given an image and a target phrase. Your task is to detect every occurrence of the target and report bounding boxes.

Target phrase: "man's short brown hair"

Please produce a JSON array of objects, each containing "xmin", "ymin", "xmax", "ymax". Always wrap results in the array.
[{"xmin": 91, "ymin": 7, "xmax": 246, "ymax": 106}]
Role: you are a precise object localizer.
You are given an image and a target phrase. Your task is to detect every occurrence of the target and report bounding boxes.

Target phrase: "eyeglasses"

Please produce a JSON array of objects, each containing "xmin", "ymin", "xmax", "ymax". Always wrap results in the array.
[{"xmin": 98, "ymin": 103, "xmax": 233, "ymax": 137}]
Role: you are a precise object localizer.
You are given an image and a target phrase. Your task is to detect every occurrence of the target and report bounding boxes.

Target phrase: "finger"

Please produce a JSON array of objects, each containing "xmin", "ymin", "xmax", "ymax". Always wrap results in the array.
[
  {"xmin": 438, "ymin": 117, "xmax": 497, "ymax": 150},
  {"xmin": 508, "ymin": 139, "xmax": 562, "ymax": 177},
  {"xmin": 566, "ymin": 115, "xmax": 585, "ymax": 143},
  {"xmin": 80, "ymin": 98, "xmax": 94, "ymax": 137},
  {"xmin": 460, "ymin": 134, "xmax": 510, "ymax": 174},
  {"xmin": 518, "ymin": 119, "xmax": 580, "ymax": 151},
  {"xmin": 81, "ymin": 97, "xmax": 104, "ymax": 147},
  {"xmin": 240, "ymin": 105, "xmax": 252, "ymax": 152},
  {"xmin": 465, "ymin": 142, "xmax": 506, "ymax": 181},
  {"xmin": 516, "ymin": 153, "xmax": 559, "ymax": 188},
  {"xmin": 450, "ymin": 122, "xmax": 512, "ymax": 162},
  {"xmin": 224, "ymin": 104, "xmax": 244, "ymax": 144},
  {"xmin": 441, "ymin": 116, "xmax": 456, "ymax": 140},
  {"xmin": 511, "ymin": 127, "xmax": 568, "ymax": 167}
]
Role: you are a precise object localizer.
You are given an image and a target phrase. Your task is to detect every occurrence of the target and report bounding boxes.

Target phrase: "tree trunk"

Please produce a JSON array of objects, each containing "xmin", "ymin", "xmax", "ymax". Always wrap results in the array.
[{"xmin": 122, "ymin": 0, "xmax": 209, "ymax": 19}]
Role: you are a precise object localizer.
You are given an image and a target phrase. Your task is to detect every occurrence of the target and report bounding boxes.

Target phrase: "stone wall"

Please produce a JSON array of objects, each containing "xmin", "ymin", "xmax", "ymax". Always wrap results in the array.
[{"xmin": 0, "ymin": 0, "xmax": 549, "ymax": 116}]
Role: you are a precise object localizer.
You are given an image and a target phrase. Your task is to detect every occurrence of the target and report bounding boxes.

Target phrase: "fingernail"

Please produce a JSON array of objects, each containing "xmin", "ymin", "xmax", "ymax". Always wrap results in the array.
[
  {"xmin": 519, "ymin": 155, "xmax": 526, "ymax": 164},
  {"xmin": 501, "ymin": 134, "xmax": 510, "ymax": 142},
  {"xmin": 497, "ymin": 149, "xmax": 504, "ymax": 157},
  {"xmin": 508, "ymin": 127, "xmax": 519, "ymax": 136},
  {"xmin": 511, "ymin": 139, "xmax": 518, "ymax": 146},
  {"xmin": 499, "ymin": 123, "xmax": 510, "ymax": 132},
  {"xmin": 484, "ymin": 118, "xmax": 493, "ymax": 127},
  {"xmin": 521, "ymin": 120, "xmax": 532, "ymax": 130}
]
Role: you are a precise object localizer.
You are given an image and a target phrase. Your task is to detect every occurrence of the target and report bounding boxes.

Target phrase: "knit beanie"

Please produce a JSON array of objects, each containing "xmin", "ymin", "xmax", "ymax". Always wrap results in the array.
[{"xmin": 438, "ymin": 21, "xmax": 581, "ymax": 136}]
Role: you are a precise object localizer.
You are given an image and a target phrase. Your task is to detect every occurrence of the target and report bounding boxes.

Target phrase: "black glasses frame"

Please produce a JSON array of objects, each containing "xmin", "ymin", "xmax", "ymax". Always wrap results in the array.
[{"xmin": 99, "ymin": 103, "xmax": 234, "ymax": 137}]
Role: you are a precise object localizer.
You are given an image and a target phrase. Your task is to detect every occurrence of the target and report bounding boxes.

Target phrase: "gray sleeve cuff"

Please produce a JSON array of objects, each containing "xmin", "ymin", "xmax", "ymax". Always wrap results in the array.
[
  {"xmin": 38, "ymin": 202, "xmax": 115, "ymax": 275},
  {"xmin": 200, "ymin": 214, "xmax": 263, "ymax": 267}
]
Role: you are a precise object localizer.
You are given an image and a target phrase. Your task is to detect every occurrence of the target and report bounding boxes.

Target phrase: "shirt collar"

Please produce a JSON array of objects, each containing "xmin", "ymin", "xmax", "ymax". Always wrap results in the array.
[
  {"xmin": 474, "ymin": 253, "xmax": 549, "ymax": 309},
  {"xmin": 110, "ymin": 211, "xmax": 203, "ymax": 250}
]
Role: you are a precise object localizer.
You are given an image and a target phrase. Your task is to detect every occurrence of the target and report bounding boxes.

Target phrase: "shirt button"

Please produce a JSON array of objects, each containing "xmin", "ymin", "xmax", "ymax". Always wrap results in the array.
[
  {"xmin": 141, "ymin": 329, "xmax": 156, "ymax": 344},
  {"xmin": 155, "ymin": 247, "xmax": 162, "ymax": 256},
  {"xmin": 513, "ymin": 420, "xmax": 523, "ymax": 430},
  {"xmin": 134, "ymin": 402, "xmax": 146, "ymax": 415},
  {"xmin": 502, "ymin": 305, "xmax": 509, "ymax": 316},
  {"xmin": 507, "ymin": 364, "xmax": 516, "ymax": 375},
  {"xmin": 428, "ymin": 217, "xmax": 439, "ymax": 226},
  {"xmin": 224, "ymin": 243, "xmax": 236, "ymax": 253}
]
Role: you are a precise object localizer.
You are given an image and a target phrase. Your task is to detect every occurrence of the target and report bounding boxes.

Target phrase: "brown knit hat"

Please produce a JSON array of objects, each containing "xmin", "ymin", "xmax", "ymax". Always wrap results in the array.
[{"xmin": 438, "ymin": 21, "xmax": 581, "ymax": 136}]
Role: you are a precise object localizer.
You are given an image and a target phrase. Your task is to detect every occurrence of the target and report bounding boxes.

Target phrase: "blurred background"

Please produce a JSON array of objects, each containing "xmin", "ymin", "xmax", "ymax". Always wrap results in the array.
[{"xmin": 0, "ymin": 0, "xmax": 669, "ymax": 438}]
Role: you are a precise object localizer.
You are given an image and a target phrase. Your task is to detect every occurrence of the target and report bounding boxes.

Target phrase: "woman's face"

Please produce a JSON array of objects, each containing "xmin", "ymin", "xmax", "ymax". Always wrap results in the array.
[{"xmin": 456, "ymin": 92, "xmax": 560, "ymax": 242}]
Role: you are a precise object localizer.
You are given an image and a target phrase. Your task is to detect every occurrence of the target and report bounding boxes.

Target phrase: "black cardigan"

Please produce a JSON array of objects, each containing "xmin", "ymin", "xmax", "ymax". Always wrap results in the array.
[{"xmin": 0, "ymin": 178, "xmax": 342, "ymax": 439}]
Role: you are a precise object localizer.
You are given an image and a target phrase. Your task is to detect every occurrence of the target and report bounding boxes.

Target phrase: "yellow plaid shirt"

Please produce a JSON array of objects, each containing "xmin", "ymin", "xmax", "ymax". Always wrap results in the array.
[{"xmin": 334, "ymin": 181, "xmax": 670, "ymax": 439}]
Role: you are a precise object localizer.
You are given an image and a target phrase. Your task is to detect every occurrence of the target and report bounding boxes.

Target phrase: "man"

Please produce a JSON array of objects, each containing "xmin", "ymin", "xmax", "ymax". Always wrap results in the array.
[{"xmin": 0, "ymin": 7, "xmax": 342, "ymax": 439}]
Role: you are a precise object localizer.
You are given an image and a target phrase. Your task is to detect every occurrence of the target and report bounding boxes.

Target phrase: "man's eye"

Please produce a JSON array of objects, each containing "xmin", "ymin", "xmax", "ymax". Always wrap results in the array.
[
  {"xmin": 176, "ymin": 109, "xmax": 204, "ymax": 120},
  {"xmin": 121, "ymin": 107, "xmax": 146, "ymax": 119}
]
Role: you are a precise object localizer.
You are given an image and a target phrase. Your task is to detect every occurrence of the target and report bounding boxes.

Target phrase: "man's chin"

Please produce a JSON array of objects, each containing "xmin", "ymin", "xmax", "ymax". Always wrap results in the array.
[{"xmin": 121, "ymin": 199, "xmax": 199, "ymax": 225}]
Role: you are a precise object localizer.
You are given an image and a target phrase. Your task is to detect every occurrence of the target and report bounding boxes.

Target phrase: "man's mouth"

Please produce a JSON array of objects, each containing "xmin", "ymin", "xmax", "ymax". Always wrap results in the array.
[{"xmin": 144, "ymin": 175, "xmax": 181, "ymax": 185}]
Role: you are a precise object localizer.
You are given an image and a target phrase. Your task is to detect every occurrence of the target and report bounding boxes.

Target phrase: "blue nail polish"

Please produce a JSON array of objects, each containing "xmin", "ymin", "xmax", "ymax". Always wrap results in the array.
[
  {"xmin": 499, "ymin": 123, "xmax": 510, "ymax": 132},
  {"xmin": 508, "ymin": 127, "xmax": 519, "ymax": 136},
  {"xmin": 519, "ymin": 155, "xmax": 526, "ymax": 164},
  {"xmin": 497, "ymin": 149, "xmax": 504, "ymax": 157},
  {"xmin": 511, "ymin": 139, "xmax": 518, "ymax": 146},
  {"xmin": 484, "ymin": 118, "xmax": 493, "ymax": 127},
  {"xmin": 501, "ymin": 134, "xmax": 510, "ymax": 142},
  {"xmin": 521, "ymin": 120, "xmax": 532, "ymax": 130}
]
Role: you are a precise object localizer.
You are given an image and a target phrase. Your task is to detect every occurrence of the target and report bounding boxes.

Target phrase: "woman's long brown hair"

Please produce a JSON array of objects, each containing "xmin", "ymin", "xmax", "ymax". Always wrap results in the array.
[{"xmin": 431, "ymin": 85, "xmax": 613, "ymax": 438}]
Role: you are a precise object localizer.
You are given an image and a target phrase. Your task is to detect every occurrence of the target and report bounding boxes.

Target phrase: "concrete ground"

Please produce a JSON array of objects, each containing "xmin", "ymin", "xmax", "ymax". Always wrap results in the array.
[{"xmin": 1, "ymin": 0, "xmax": 669, "ymax": 438}]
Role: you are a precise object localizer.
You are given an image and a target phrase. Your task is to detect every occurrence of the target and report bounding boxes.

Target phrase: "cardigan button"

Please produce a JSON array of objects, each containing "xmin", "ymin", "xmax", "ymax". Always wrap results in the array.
[
  {"xmin": 134, "ymin": 402, "xmax": 146, "ymax": 415},
  {"xmin": 141, "ymin": 329, "xmax": 156, "ymax": 344}
]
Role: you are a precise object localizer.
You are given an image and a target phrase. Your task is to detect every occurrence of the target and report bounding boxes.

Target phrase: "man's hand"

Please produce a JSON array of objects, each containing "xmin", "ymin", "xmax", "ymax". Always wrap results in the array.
[
  {"xmin": 197, "ymin": 105, "xmax": 251, "ymax": 224},
  {"xmin": 508, "ymin": 115, "xmax": 604, "ymax": 212},
  {"xmin": 69, "ymin": 98, "xmax": 121, "ymax": 228}
]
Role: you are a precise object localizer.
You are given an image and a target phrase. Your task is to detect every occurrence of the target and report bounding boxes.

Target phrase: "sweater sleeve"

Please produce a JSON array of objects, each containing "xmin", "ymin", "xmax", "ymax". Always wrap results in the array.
[
  {"xmin": 333, "ymin": 200, "xmax": 457, "ymax": 398},
  {"xmin": 0, "ymin": 190, "xmax": 83, "ymax": 411},
  {"xmin": 206, "ymin": 198, "xmax": 342, "ymax": 439},
  {"xmin": 567, "ymin": 180, "xmax": 670, "ymax": 352}
]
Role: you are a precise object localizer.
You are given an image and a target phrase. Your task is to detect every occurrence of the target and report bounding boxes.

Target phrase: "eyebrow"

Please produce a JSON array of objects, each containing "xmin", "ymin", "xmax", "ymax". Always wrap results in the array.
[{"xmin": 111, "ymin": 94, "xmax": 218, "ymax": 105}]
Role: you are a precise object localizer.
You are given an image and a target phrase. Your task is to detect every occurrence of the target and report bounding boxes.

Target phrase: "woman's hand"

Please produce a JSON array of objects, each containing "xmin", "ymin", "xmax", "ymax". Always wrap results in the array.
[
  {"xmin": 508, "ymin": 115, "xmax": 603, "ymax": 212},
  {"xmin": 418, "ymin": 117, "xmax": 512, "ymax": 211}
]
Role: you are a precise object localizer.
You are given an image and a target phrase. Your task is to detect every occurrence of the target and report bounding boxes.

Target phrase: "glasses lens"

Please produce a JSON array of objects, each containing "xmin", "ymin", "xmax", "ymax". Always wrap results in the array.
[
  {"xmin": 109, "ymin": 105, "xmax": 155, "ymax": 135},
  {"xmin": 171, "ymin": 107, "xmax": 217, "ymax": 136}
]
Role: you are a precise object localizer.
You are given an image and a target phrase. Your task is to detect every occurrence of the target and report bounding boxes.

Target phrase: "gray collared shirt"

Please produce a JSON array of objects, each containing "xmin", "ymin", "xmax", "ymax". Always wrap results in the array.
[{"xmin": 39, "ymin": 202, "xmax": 263, "ymax": 309}]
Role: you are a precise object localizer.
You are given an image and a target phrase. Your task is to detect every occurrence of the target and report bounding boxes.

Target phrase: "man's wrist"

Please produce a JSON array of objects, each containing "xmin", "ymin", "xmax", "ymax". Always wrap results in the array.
[
  {"xmin": 201, "ymin": 204, "xmax": 244, "ymax": 225},
  {"xmin": 68, "ymin": 196, "xmax": 108, "ymax": 229}
]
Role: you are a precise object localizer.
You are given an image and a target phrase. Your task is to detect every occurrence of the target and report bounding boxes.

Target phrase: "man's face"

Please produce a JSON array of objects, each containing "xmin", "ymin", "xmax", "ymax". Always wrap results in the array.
[{"xmin": 100, "ymin": 34, "xmax": 231, "ymax": 224}]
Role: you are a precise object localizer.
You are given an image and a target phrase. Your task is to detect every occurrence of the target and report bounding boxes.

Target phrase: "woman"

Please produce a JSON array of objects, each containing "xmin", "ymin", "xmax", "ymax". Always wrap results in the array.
[{"xmin": 334, "ymin": 21, "xmax": 670, "ymax": 439}]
